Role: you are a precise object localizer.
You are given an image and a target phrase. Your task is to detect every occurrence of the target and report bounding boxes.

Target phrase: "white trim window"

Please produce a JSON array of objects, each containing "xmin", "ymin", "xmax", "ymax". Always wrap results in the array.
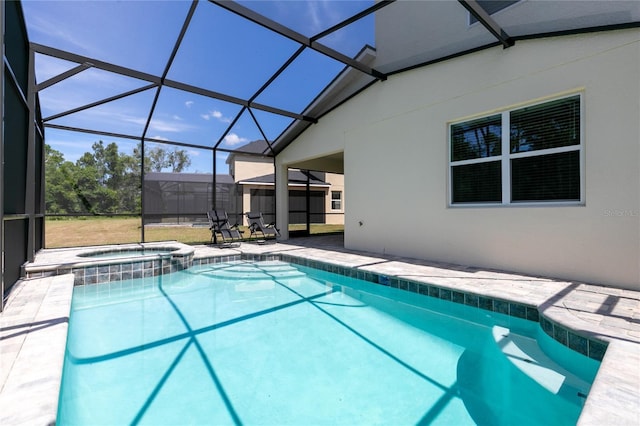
[
  {"xmin": 449, "ymin": 94, "xmax": 583, "ymax": 205},
  {"xmin": 331, "ymin": 190, "xmax": 342, "ymax": 211}
]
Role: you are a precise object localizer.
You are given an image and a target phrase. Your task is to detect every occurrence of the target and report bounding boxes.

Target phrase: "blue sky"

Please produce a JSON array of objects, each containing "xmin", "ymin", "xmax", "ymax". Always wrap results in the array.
[{"xmin": 22, "ymin": 0, "xmax": 375, "ymax": 174}]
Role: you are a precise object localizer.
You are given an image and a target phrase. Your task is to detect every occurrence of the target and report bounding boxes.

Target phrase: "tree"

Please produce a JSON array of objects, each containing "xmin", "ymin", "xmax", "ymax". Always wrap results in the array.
[
  {"xmin": 139, "ymin": 144, "xmax": 192, "ymax": 173},
  {"xmin": 45, "ymin": 141, "xmax": 192, "ymax": 215},
  {"xmin": 73, "ymin": 141, "xmax": 139, "ymax": 213},
  {"xmin": 45, "ymin": 145, "xmax": 81, "ymax": 214}
]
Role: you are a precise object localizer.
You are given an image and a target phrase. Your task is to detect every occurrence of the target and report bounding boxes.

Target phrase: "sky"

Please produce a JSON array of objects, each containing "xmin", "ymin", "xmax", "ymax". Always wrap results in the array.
[{"xmin": 21, "ymin": 0, "xmax": 376, "ymax": 174}]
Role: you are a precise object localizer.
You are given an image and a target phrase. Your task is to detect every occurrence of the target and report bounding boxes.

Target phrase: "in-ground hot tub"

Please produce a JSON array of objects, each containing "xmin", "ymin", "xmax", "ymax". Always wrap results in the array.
[
  {"xmin": 78, "ymin": 246, "xmax": 179, "ymax": 259},
  {"xmin": 24, "ymin": 242, "xmax": 196, "ymax": 285}
]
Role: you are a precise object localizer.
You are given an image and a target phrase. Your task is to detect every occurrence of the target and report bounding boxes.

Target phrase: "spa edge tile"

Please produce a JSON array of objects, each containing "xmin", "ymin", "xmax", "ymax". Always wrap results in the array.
[
  {"xmin": 419, "ymin": 284, "xmax": 430, "ymax": 296},
  {"xmin": 428, "ymin": 286, "xmax": 440, "ymax": 298},
  {"xmin": 568, "ymin": 332, "xmax": 589, "ymax": 356},
  {"xmin": 464, "ymin": 293, "xmax": 479, "ymax": 308},
  {"xmin": 452, "ymin": 291, "xmax": 465, "ymax": 304},
  {"xmin": 439, "ymin": 289, "xmax": 452, "ymax": 301},
  {"xmin": 510, "ymin": 303, "xmax": 527, "ymax": 319},
  {"xmin": 494, "ymin": 300, "xmax": 510, "ymax": 315},
  {"xmin": 526, "ymin": 307, "xmax": 540, "ymax": 322},
  {"xmin": 588, "ymin": 339, "xmax": 608, "ymax": 361},
  {"xmin": 553, "ymin": 324, "xmax": 569, "ymax": 346},
  {"xmin": 478, "ymin": 296, "xmax": 494, "ymax": 312}
]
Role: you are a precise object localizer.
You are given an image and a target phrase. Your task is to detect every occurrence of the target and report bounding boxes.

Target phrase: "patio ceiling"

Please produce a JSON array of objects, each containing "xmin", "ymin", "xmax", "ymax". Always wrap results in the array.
[{"xmin": 22, "ymin": 0, "xmax": 640, "ymax": 159}]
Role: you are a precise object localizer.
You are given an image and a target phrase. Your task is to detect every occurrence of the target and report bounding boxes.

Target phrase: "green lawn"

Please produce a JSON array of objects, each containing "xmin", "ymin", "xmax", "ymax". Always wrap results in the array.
[{"xmin": 44, "ymin": 217, "xmax": 343, "ymax": 248}]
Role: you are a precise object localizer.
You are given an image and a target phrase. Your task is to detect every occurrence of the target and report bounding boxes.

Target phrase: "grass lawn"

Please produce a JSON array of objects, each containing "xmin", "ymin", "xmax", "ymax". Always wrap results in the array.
[{"xmin": 45, "ymin": 217, "xmax": 343, "ymax": 248}]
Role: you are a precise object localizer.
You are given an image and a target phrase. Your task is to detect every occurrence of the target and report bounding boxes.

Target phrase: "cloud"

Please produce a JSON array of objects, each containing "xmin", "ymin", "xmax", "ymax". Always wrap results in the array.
[
  {"xmin": 148, "ymin": 119, "xmax": 193, "ymax": 133},
  {"xmin": 201, "ymin": 110, "xmax": 231, "ymax": 123},
  {"xmin": 304, "ymin": 1, "xmax": 342, "ymax": 35},
  {"xmin": 122, "ymin": 116, "xmax": 194, "ymax": 133},
  {"xmin": 306, "ymin": 1, "xmax": 324, "ymax": 33},
  {"xmin": 185, "ymin": 101, "xmax": 194, "ymax": 108},
  {"xmin": 223, "ymin": 133, "xmax": 248, "ymax": 146}
]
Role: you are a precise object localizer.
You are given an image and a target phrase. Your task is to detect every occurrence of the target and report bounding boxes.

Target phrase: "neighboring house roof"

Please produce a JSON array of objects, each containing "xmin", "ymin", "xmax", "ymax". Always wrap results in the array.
[
  {"xmin": 238, "ymin": 170, "xmax": 330, "ymax": 187},
  {"xmin": 144, "ymin": 170, "xmax": 330, "ymax": 187},
  {"xmin": 145, "ymin": 172, "xmax": 234, "ymax": 185},
  {"xmin": 236, "ymin": 140, "xmax": 271, "ymax": 154},
  {"xmin": 226, "ymin": 140, "xmax": 272, "ymax": 165}
]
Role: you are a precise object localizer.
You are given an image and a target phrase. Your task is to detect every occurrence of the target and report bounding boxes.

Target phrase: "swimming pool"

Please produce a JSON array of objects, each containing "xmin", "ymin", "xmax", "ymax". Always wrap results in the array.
[{"xmin": 57, "ymin": 260, "xmax": 600, "ymax": 425}]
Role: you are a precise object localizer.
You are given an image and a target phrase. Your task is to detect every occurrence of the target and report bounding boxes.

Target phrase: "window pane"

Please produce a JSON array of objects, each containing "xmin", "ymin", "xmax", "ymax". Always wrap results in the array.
[
  {"xmin": 510, "ymin": 96, "xmax": 580, "ymax": 153},
  {"xmin": 331, "ymin": 191, "xmax": 342, "ymax": 210},
  {"xmin": 511, "ymin": 151, "xmax": 580, "ymax": 202},
  {"xmin": 452, "ymin": 161, "xmax": 502, "ymax": 203},
  {"xmin": 451, "ymin": 115, "xmax": 501, "ymax": 161}
]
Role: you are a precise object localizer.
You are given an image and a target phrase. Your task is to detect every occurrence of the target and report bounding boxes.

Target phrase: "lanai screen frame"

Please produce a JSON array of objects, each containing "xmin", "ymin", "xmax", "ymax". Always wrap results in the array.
[
  {"xmin": 29, "ymin": 0, "xmax": 520, "ymax": 239},
  {"xmin": 31, "ymin": 0, "xmax": 399, "ymax": 242},
  {"xmin": 15, "ymin": 0, "xmax": 640, "ymax": 235}
]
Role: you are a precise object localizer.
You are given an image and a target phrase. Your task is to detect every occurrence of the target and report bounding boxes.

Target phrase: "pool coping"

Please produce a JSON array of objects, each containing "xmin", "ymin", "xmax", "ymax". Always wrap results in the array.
[{"xmin": 2, "ymin": 240, "xmax": 639, "ymax": 425}]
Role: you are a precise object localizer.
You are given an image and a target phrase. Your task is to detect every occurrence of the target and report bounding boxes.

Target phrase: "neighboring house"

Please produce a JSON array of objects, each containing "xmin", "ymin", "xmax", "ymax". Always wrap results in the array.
[
  {"xmin": 228, "ymin": 140, "xmax": 344, "ymax": 226},
  {"xmin": 276, "ymin": 4, "xmax": 640, "ymax": 290},
  {"xmin": 144, "ymin": 140, "xmax": 344, "ymax": 227},
  {"xmin": 144, "ymin": 172, "xmax": 236, "ymax": 224}
]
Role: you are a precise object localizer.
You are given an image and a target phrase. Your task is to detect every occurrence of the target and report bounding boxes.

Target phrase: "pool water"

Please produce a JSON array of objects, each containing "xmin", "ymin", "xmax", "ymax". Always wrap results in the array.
[{"xmin": 57, "ymin": 261, "xmax": 600, "ymax": 425}]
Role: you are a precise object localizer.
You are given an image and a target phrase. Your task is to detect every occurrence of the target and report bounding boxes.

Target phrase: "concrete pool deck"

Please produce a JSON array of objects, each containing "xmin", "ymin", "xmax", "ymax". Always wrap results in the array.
[{"xmin": 1, "ymin": 236, "xmax": 639, "ymax": 425}]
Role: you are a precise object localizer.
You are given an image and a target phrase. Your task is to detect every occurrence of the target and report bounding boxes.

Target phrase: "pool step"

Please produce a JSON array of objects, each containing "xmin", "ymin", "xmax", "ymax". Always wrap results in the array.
[
  {"xmin": 492, "ymin": 326, "xmax": 590, "ymax": 394},
  {"xmin": 201, "ymin": 262, "xmax": 306, "ymax": 281}
]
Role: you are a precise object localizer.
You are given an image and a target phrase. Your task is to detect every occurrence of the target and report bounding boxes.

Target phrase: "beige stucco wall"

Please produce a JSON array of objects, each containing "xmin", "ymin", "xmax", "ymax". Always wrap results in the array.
[
  {"xmin": 277, "ymin": 29, "xmax": 640, "ymax": 290},
  {"xmin": 324, "ymin": 173, "xmax": 344, "ymax": 225},
  {"xmin": 232, "ymin": 155, "xmax": 273, "ymax": 182},
  {"xmin": 234, "ymin": 155, "xmax": 345, "ymax": 226}
]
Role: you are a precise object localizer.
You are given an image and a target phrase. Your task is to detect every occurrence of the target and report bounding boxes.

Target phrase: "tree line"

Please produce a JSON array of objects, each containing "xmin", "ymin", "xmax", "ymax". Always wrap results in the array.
[{"xmin": 46, "ymin": 141, "xmax": 190, "ymax": 215}]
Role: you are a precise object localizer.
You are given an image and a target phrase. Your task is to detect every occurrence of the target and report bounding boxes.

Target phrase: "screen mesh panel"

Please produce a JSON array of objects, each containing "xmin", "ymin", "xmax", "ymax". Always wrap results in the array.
[
  {"xmin": 3, "ymin": 220, "xmax": 27, "ymax": 298},
  {"xmin": 4, "ymin": 77, "xmax": 28, "ymax": 214},
  {"xmin": 5, "ymin": 0, "xmax": 29, "ymax": 93}
]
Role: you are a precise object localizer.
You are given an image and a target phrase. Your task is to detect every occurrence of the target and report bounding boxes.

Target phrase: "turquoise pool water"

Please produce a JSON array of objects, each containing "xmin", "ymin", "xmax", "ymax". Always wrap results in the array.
[{"xmin": 57, "ymin": 261, "xmax": 600, "ymax": 425}]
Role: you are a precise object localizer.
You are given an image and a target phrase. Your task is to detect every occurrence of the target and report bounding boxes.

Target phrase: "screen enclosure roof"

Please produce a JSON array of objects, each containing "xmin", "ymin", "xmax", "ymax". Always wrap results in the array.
[{"xmin": 21, "ymin": 0, "xmax": 640, "ymax": 159}]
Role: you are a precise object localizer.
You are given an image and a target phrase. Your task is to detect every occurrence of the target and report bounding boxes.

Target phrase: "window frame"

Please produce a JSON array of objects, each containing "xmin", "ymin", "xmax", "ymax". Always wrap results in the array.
[
  {"xmin": 331, "ymin": 190, "xmax": 342, "ymax": 211},
  {"xmin": 448, "ymin": 92, "xmax": 585, "ymax": 207}
]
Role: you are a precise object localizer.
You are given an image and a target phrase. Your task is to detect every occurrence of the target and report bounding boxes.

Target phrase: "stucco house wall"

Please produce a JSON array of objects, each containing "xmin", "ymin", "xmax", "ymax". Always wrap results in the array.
[
  {"xmin": 325, "ymin": 173, "xmax": 344, "ymax": 225},
  {"xmin": 231, "ymin": 154, "xmax": 274, "ymax": 183},
  {"xmin": 277, "ymin": 29, "xmax": 640, "ymax": 290},
  {"xmin": 233, "ymin": 153, "xmax": 345, "ymax": 227}
]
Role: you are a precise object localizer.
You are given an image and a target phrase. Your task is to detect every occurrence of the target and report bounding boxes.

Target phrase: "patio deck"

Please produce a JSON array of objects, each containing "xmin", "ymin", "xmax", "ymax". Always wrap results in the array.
[{"xmin": 1, "ymin": 235, "xmax": 639, "ymax": 425}]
